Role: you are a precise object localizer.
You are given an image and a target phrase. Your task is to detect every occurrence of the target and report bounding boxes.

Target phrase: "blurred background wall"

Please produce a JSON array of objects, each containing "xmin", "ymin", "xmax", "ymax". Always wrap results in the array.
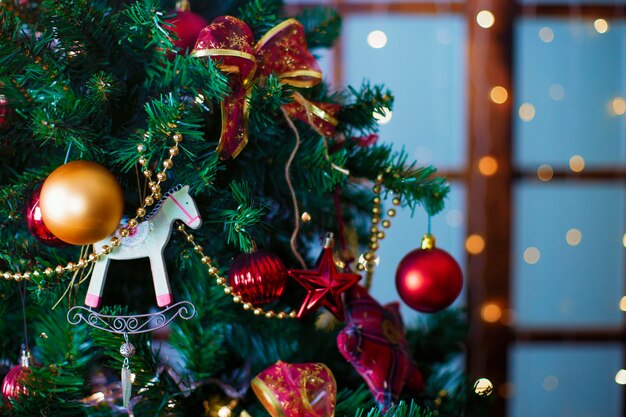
[{"xmin": 285, "ymin": 1, "xmax": 626, "ymax": 416}]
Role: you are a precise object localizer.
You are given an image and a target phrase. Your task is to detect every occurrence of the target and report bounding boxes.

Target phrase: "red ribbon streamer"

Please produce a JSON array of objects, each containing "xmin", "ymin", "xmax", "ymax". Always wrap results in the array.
[{"xmin": 192, "ymin": 16, "xmax": 340, "ymax": 159}]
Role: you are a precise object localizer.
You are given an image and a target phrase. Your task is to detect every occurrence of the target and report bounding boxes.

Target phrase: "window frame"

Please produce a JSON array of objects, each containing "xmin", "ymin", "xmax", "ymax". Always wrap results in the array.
[{"xmin": 285, "ymin": 1, "xmax": 626, "ymax": 415}]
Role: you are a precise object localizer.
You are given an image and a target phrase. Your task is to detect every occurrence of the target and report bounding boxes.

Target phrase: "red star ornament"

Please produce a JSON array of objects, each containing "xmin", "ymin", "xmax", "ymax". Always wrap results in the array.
[
  {"xmin": 288, "ymin": 236, "xmax": 361, "ymax": 321},
  {"xmin": 337, "ymin": 285, "xmax": 424, "ymax": 411}
]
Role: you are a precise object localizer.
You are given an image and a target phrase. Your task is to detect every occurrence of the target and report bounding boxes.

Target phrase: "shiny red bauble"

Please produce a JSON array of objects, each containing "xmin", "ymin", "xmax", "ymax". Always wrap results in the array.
[
  {"xmin": 165, "ymin": 11, "xmax": 208, "ymax": 52},
  {"xmin": 2, "ymin": 365, "xmax": 30, "ymax": 402},
  {"xmin": 228, "ymin": 251, "xmax": 287, "ymax": 306},
  {"xmin": 395, "ymin": 238, "xmax": 463, "ymax": 313},
  {"xmin": 0, "ymin": 95, "xmax": 11, "ymax": 127},
  {"xmin": 24, "ymin": 183, "xmax": 67, "ymax": 247}
]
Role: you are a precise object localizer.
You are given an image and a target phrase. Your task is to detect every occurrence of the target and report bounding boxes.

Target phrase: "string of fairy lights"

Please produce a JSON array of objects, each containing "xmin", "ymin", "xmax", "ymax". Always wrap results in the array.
[
  {"xmin": 333, "ymin": 0, "xmax": 626, "ymax": 405},
  {"xmin": 472, "ymin": 0, "xmax": 626, "ymax": 403}
]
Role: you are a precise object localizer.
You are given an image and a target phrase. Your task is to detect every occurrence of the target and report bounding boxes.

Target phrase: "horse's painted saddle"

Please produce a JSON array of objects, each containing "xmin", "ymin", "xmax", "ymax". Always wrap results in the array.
[{"xmin": 114, "ymin": 221, "xmax": 151, "ymax": 247}]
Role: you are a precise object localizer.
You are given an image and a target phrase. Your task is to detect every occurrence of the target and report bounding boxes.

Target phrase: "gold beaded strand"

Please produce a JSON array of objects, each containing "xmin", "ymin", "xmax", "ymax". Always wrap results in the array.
[
  {"xmin": 358, "ymin": 173, "xmax": 401, "ymax": 290},
  {"xmin": 176, "ymin": 225, "xmax": 297, "ymax": 320}
]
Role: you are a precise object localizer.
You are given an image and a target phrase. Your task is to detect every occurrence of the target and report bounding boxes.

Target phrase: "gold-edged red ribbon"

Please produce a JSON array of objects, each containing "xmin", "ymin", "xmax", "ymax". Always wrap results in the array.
[
  {"xmin": 191, "ymin": 16, "xmax": 339, "ymax": 159},
  {"xmin": 251, "ymin": 361, "xmax": 336, "ymax": 417}
]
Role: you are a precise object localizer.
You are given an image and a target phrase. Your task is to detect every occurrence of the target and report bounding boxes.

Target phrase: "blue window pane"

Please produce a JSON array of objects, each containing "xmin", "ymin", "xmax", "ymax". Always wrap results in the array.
[
  {"xmin": 514, "ymin": 19, "xmax": 626, "ymax": 169},
  {"xmin": 513, "ymin": 181, "xmax": 625, "ymax": 329},
  {"xmin": 371, "ymin": 183, "xmax": 466, "ymax": 323},
  {"xmin": 283, "ymin": 0, "xmax": 336, "ymax": 4},
  {"xmin": 520, "ymin": 0, "xmax": 626, "ymax": 4},
  {"xmin": 509, "ymin": 343, "xmax": 624, "ymax": 417},
  {"xmin": 284, "ymin": 0, "xmax": 464, "ymax": 3},
  {"xmin": 342, "ymin": 15, "xmax": 467, "ymax": 170},
  {"xmin": 312, "ymin": 46, "xmax": 334, "ymax": 85},
  {"xmin": 344, "ymin": 0, "xmax": 464, "ymax": 3}
]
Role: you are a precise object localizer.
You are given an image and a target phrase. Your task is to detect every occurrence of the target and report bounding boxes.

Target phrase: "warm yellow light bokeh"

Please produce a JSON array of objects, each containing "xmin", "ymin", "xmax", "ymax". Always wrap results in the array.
[
  {"xmin": 615, "ymin": 370, "xmax": 626, "ymax": 385},
  {"xmin": 476, "ymin": 10, "xmax": 495, "ymax": 29},
  {"xmin": 478, "ymin": 156, "xmax": 498, "ymax": 176},
  {"xmin": 466, "ymin": 234, "xmax": 485, "ymax": 255},
  {"xmin": 373, "ymin": 107, "xmax": 392, "ymax": 125},
  {"xmin": 474, "ymin": 378, "xmax": 494, "ymax": 396},
  {"xmin": 611, "ymin": 97, "xmax": 626, "ymax": 116},
  {"xmin": 537, "ymin": 164, "xmax": 553, "ymax": 182},
  {"xmin": 594, "ymin": 19, "xmax": 609, "ymax": 34},
  {"xmin": 481, "ymin": 303, "xmax": 502, "ymax": 323},
  {"xmin": 569, "ymin": 155, "xmax": 585, "ymax": 173},
  {"xmin": 490, "ymin": 86, "xmax": 508, "ymax": 104}
]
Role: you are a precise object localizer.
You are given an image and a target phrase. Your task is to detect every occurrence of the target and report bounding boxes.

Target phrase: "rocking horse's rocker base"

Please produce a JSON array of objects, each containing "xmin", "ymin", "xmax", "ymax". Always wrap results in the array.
[{"xmin": 67, "ymin": 301, "xmax": 197, "ymax": 334}]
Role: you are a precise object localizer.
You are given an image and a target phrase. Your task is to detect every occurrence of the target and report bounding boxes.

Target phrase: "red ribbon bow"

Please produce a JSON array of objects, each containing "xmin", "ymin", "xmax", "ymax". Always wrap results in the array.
[{"xmin": 192, "ymin": 16, "xmax": 340, "ymax": 159}]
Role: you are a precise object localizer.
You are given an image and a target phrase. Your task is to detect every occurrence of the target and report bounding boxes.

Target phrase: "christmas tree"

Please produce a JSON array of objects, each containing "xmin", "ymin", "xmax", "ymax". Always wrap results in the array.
[{"xmin": 0, "ymin": 0, "xmax": 490, "ymax": 415}]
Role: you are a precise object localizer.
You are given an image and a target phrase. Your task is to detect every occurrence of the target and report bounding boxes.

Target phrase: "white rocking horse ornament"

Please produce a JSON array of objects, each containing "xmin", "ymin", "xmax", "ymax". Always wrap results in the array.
[{"xmin": 85, "ymin": 185, "xmax": 202, "ymax": 308}]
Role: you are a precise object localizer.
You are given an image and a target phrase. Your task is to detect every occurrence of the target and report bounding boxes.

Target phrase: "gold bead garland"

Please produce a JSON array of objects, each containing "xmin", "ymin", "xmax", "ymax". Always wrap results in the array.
[
  {"xmin": 359, "ymin": 173, "xmax": 401, "ymax": 290},
  {"xmin": 2, "ymin": 127, "xmax": 300, "ymax": 320},
  {"xmin": 176, "ymin": 225, "xmax": 298, "ymax": 320},
  {"xmin": 0, "ymin": 131, "xmax": 184, "ymax": 282},
  {"xmin": 2, "ymin": 131, "xmax": 395, "ymax": 322}
]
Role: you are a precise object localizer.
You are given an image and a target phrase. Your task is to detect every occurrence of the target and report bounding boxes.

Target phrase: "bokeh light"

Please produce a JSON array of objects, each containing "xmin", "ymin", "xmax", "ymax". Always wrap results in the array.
[
  {"xmin": 594, "ymin": 19, "xmax": 609, "ymax": 34},
  {"xmin": 565, "ymin": 228, "xmax": 582, "ymax": 246},
  {"xmin": 611, "ymin": 97, "xmax": 626, "ymax": 116},
  {"xmin": 466, "ymin": 234, "xmax": 485, "ymax": 255},
  {"xmin": 481, "ymin": 303, "xmax": 502, "ymax": 323},
  {"xmin": 539, "ymin": 27, "xmax": 554, "ymax": 43},
  {"xmin": 615, "ymin": 370, "xmax": 626, "ymax": 385},
  {"xmin": 524, "ymin": 247, "xmax": 540, "ymax": 264},
  {"xmin": 490, "ymin": 86, "xmax": 508, "ymax": 104},
  {"xmin": 478, "ymin": 156, "xmax": 498, "ymax": 176},
  {"xmin": 474, "ymin": 378, "xmax": 494, "ymax": 396},
  {"xmin": 519, "ymin": 103, "xmax": 536, "ymax": 122},
  {"xmin": 476, "ymin": 10, "xmax": 495, "ymax": 29},
  {"xmin": 367, "ymin": 30, "xmax": 388, "ymax": 49},
  {"xmin": 569, "ymin": 155, "xmax": 585, "ymax": 173},
  {"xmin": 543, "ymin": 375, "xmax": 559, "ymax": 391},
  {"xmin": 537, "ymin": 164, "xmax": 554, "ymax": 182},
  {"xmin": 548, "ymin": 84, "xmax": 565, "ymax": 100},
  {"xmin": 373, "ymin": 107, "xmax": 392, "ymax": 125}
]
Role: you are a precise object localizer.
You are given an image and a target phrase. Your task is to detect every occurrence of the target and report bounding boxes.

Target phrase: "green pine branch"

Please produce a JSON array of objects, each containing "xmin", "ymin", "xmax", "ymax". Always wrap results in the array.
[
  {"xmin": 297, "ymin": 7, "xmax": 342, "ymax": 49},
  {"xmin": 353, "ymin": 402, "xmax": 433, "ymax": 417},
  {"xmin": 248, "ymin": 74, "xmax": 293, "ymax": 139},
  {"xmin": 237, "ymin": 0, "xmax": 282, "ymax": 39},
  {"xmin": 346, "ymin": 145, "xmax": 449, "ymax": 216},
  {"xmin": 338, "ymin": 82, "xmax": 394, "ymax": 137}
]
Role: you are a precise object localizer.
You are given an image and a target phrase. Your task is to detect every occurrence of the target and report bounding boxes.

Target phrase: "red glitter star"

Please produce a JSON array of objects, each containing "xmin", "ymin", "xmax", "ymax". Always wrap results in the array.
[{"xmin": 289, "ymin": 235, "xmax": 361, "ymax": 320}]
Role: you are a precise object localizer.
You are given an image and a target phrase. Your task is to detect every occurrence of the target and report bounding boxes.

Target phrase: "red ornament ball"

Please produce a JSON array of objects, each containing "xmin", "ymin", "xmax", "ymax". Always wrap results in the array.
[
  {"xmin": 166, "ymin": 11, "xmax": 208, "ymax": 51},
  {"xmin": 24, "ymin": 184, "xmax": 67, "ymax": 247},
  {"xmin": 395, "ymin": 237, "xmax": 463, "ymax": 313},
  {"xmin": 228, "ymin": 251, "xmax": 287, "ymax": 306},
  {"xmin": 0, "ymin": 95, "xmax": 11, "ymax": 127},
  {"xmin": 2, "ymin": 365, "xmax": 30, "ymax": 402}
]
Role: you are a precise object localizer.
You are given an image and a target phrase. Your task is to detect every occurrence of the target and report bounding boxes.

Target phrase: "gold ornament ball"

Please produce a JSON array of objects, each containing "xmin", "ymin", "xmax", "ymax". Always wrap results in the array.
[{"xmin": 40, "ymin": 161, "xmax": 124, "ymax": 245}]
